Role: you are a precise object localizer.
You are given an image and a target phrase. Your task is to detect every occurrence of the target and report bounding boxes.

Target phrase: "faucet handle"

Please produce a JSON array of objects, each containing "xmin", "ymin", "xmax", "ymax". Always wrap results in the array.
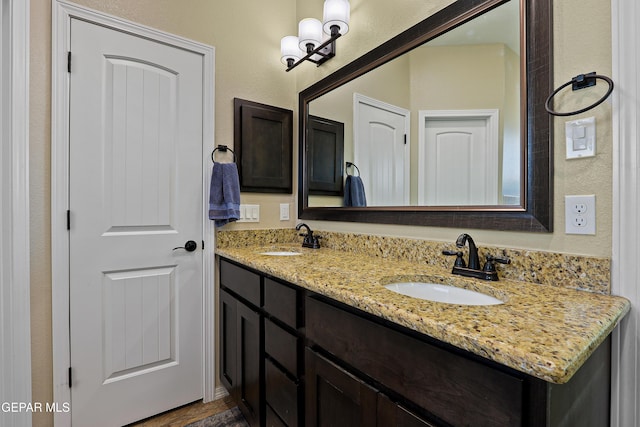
[
  {"xmin": 482, "ymin": 255, "xmax": 511, "ymax": 272},
  {"xmin": 443, "ymin": 250, "xmax": 466, "ymax": 268}
]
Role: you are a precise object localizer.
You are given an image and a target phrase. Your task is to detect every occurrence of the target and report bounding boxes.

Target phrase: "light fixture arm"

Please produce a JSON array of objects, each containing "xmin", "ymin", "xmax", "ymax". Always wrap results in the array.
[{"xmin": 286, "ymin": 31, "xmax": 342, "ymax": 72}]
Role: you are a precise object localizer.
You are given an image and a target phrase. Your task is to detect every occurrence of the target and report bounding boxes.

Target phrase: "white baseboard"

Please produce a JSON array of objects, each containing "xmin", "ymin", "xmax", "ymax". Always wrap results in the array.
[{"xmin": 213, "ymin": 386, "xmax": 229, "ymax": 401}]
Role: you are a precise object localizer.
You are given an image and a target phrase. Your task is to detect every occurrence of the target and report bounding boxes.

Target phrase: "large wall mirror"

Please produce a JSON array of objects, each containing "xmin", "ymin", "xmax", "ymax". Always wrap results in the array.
[{"xmin": 298, "ymin": 0, "xmax": 552, "ymax": 232}]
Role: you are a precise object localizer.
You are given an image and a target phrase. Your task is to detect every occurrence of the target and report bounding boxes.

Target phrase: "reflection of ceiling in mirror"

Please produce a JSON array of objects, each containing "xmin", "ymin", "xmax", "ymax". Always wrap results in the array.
[{"xmin": 425, "ymin": 0, "xmax": 519, "ymax": 54}]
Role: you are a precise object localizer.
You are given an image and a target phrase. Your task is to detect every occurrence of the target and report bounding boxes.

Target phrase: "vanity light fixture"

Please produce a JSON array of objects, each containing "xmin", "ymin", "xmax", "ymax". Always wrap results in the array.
[{"xmin": 280, "ymin": 0, "xmax": 350, "ymax": 72}]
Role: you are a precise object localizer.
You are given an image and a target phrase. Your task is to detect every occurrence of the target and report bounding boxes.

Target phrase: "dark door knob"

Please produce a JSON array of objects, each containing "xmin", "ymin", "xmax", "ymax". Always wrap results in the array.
[{"xmin": 173, "ymin": 240, "xmax": 198, "ymax": 252}]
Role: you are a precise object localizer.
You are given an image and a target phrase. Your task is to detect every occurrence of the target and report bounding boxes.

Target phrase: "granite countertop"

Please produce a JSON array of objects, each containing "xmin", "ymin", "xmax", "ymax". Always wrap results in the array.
[{"xmin": 216, "ymin": 243, "xmax": 630, "ymax": 384}]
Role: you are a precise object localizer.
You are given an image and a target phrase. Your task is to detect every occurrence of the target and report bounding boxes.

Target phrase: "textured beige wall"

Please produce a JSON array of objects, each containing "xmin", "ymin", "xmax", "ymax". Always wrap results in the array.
[{"xmin": 29, "ymin": 0, "xmax": 613, "ymax": 425}]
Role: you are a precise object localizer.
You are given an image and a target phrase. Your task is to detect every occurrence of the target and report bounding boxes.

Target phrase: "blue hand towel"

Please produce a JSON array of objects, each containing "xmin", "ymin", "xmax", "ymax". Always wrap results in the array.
[
  {"xmin": 209, "ymin": 162, "xmax": 241, "ymax": 227},
  {"xmin": 344, "ymin": 175, "xmax": 367, "ymax": 207}
]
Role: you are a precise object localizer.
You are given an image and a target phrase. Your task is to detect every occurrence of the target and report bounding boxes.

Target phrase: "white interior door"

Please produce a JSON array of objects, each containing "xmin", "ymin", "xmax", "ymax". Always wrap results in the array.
[
  {"xmin": 418, "ymin": 110, "xmax": 499, "ymax": 205},
  {"xmin": 69, "ymin": 18, "xmax": 204, "ymax": 427},
  {"xmin": 354, "ymin": 94, "xmax": 410, "ymax": 206}
]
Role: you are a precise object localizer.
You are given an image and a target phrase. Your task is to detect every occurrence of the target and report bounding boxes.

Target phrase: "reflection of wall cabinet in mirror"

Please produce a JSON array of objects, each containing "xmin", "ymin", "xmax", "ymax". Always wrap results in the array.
[
  {"xmin": 307, "ymin": 115, "xmax": 344, "ymax": 197},
  {"xmin": 234, "ymin": 98, "xmax": 293, "ymax": 194},
  {"xmin": 299, "ymin": 0, "xmax": 553, "ymax": 232}
]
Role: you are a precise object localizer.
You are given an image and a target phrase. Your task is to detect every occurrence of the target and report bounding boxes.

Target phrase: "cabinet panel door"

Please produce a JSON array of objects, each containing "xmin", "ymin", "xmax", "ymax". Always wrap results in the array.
[
  {"xmin": 236, "ymin": 300, "xmax": 262, "ymax": 426},
  {"xmin": 305, "ymin": 348, "xmax": 377, "ymax": 427},
  {"xmin": 377, "ymin": 394, "xmax": 437, "ymax": 427},
  {"xmin": 306, "ymin": 296, "xmax": 523, "ymax": 427},
  {"xmin": 266, "ymin": 404, "xmax": 287, "ymax": 427},
  {"xmin": 219, "ymin": 289, "xmax": 237, "ymax": 396},
  {"xmin": 265, "ymin": 359, "xmax": 299, "ymax": 427}
]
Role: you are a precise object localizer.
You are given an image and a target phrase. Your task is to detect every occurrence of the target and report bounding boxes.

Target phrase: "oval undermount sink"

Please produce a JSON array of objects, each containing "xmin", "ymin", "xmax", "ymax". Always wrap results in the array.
[
  {"xmin": 385, "ymin": 282, "xmax": 503, "ymax": 306},
  {"xmin": 259, "ymin": 251, "xmax": 302, "ymax": 256}
]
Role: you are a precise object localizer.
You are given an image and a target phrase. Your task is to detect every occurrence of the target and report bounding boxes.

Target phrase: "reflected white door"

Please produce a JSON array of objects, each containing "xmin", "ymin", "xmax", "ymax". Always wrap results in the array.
[
  {"xmin": 418, "ymin": 110, "xmax": 499, "ymax": 205},
  {"xmin": 69, "ymin": 18, "xmax": 203, "ymax": 427},
  {"xmin": 354, "ymin": 94, "xmax": 410, "ymax": 206}
]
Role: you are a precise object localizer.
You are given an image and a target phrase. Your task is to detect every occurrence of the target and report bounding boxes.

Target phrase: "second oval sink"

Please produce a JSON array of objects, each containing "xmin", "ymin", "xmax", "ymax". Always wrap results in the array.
[
  {"xmin": 385, "ymin": 282, "xmax": 504, "ymax": 306},
  {"xmin": 259, "ymin": 251, "xmax": 302, "ymax": 256}
]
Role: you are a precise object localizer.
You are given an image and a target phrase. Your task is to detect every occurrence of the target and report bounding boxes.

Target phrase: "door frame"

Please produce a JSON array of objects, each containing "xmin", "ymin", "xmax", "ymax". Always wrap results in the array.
[
  {"xmin": 51, "ymin": 2, "xmax": 216, "ymax": 425},
  {"xmin": 611, "ymin": 0, "xmax": 639, "ymax": 425},
  {"xmin": 353, "ymin": 93, "xmax": 411, "ymax": 205},
  {"xmin": 417, "ymin": 109, "xmax": 499, "ymax": 205},
  {"xmin": 0, "ymin": 0, "xmax": 31, "ymax": 425}
]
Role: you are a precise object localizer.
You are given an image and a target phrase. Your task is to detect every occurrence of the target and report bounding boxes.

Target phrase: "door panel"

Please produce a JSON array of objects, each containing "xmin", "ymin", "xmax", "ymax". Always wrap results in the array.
[
  {"xmin": 418, "ymin": 110, "xmax": 499, "ymax": 206},
  {"xmin": 103, "ymin": 267, "xmax": 174, "ymax": 379},
  {"xmin": 354, "ymin": 95, "xmax": 410, "ymax": 206},
  {"xmin": 104, "ymin": 58, "xmax": 176, "ymax": 229},
  {"xmin": 69, "ymin": 18, "xmax": 204, "ymax": 427}
]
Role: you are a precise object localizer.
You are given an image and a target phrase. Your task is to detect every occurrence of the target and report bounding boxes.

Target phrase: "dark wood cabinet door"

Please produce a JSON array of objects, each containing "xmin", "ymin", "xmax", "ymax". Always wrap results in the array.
[
  {"xmin": 306, "ymin": 296, "xmax": 523, "ymax": 427},
  {"xmin": 265, "ymin": 359, "xmax": 299, "ymax": 426},
  {"xmin": 377, "ymin": 394, "xmax": 437, "ymax": 427},
  {"xmin": 307, "ymin": 115, "xmax": 345, "ymax": 196},
  {"xmin": 219, "ymin": 289, "xmax": 237, "ymax": 396},
  {"xmin": 234, "ymin": 98, "xmax": 293, "ymax": 194},
  {"xmin": 305, "ymin": 348, "xmax": 377, "ymax": 427},
  {"xmin": 236, "ymin": 301, "xmax": 262, "ymax": 427}
]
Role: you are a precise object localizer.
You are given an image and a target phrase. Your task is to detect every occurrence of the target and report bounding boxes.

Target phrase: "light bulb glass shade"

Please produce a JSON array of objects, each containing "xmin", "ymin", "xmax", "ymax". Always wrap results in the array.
[
  {"xmin": 298, "ymin": 18, "xmax": 323, "ymax": 51},
  {"xmin": 323, "ymin": 0, "xmax": 350, "ymax": 35},
  {"xmin": 280, "ymin": 36, "xmax": 301, "ymax": 65}
]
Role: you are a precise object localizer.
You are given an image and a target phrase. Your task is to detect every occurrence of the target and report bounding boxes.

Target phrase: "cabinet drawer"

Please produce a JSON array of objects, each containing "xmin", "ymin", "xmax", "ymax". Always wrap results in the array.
[
  {"xmin": 220, "ymin": 259, "xmax": 261, "ymax": 307},
  {"xmin": 306, "ymin": 296, "xmax": 524, "ymax": 427},
  {"xmin": 265, "ymin": 319, "xmax": 299, "ymax": 376},
  {"xmin": 266, "ymin": 359, "xmax": 299, "ymax": 427},
  {"xmin": 264, "ymin": 278, "xmax": 298, "ymax": 328}
]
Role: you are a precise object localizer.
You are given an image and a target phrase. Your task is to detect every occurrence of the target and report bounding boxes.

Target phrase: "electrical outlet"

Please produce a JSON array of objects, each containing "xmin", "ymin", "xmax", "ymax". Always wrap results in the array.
[{"xmin": 565, "ymin": 195, "xmax": 596, "ymax": 235}]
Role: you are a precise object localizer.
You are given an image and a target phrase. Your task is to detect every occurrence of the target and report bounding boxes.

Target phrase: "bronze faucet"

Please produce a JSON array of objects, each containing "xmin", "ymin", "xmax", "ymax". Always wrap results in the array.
[{"xmin": 443, "ymin": 233, "xmax": 510, "ymax": 281}]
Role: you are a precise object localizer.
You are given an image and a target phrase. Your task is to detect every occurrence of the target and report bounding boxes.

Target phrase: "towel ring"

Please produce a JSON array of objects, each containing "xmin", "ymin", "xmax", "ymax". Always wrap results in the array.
[
  {"xmin": 211, "ymin": 145, "xmax": 236, "ymax": 163},
  {"xmin": 346, "ymin": 162, "xmax": 360, "ymax": 176},
  {"xmin": 545, "ymin": 72, "xmax": 614, "ymax": 117}
]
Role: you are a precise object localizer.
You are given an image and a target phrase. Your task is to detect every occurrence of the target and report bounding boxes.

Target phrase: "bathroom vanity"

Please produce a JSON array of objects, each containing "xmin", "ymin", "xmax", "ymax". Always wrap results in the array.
[{"xmin": 216, "ymin": 241, "xmax": 629, "ymax": 427}]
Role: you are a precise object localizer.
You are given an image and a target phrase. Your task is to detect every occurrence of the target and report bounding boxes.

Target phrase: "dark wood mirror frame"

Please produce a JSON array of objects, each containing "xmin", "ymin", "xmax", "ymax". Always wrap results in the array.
[{"xmin": 298, "ymin": 0, "xmax": 553, "ymax": 232}]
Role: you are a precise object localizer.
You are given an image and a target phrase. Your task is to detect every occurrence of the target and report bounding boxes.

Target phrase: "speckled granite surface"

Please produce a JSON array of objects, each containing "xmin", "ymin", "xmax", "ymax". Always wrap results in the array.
[
  {"xmin": 217, "ymin": 229, "xmax": 612, "ymax": 294},
  {"xmin": 216, "ymin": 229, "xmax": 630, "ymax": 384}
]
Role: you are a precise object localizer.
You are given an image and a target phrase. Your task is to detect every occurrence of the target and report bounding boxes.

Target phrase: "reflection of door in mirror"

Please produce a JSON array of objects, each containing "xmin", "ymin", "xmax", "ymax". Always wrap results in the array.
[
  {"xmin": 354, "ymin": 94, "xmax": 410, "ymax": 206},
  {"xmin": 418, "ymin": 110, "xmax": 499, "ymax": 206}
]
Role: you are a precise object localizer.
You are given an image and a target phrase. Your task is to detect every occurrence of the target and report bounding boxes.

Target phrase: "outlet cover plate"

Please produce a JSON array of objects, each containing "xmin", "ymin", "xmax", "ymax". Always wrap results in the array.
[{"xmin": 565, "ymin": 195, "xmax": 596, "ymax": 235}]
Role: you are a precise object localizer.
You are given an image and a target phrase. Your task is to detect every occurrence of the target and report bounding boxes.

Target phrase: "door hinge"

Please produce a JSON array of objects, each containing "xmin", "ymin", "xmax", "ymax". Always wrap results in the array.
[
  {"xmin": 66, "ymin": 210, "xmax": 71, "ymax": 230},
  {"xmin": 68, "ymin": 367, "xmax": 72, "ymax": 388},
  {"xmin": 67, "ymin": 52, "xmax": 71, "ymax": 73},
  {"xmin": 404, "ymin": 134, "xmax": 407, "ymax": 145},
  {"xmin": 202, "ymin": 240, "xmax": 205, "ymax": 250}
]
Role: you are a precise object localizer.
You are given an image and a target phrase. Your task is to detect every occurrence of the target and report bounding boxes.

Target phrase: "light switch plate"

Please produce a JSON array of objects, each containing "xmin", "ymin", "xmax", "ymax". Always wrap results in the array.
[
  {"xmin": 566, "ymin": 117, "xmax": 596, "ymax": 159},
  {"xmin": 279, "ymin": 203, "xmax": 290, "ymax": 221},
  {"xmin": 237, "ymin": 204, "xmax": 260, "ymax": 222}
]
